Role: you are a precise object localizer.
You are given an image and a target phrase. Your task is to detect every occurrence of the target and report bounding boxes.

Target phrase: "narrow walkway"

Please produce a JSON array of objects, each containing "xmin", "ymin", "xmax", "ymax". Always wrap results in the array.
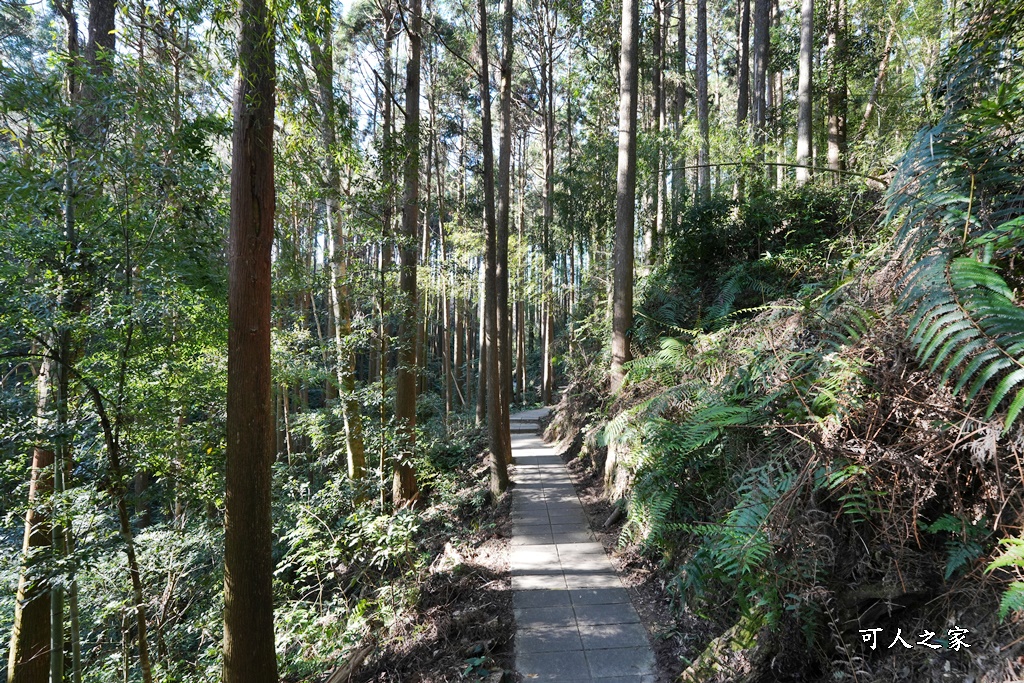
[{"xmin": 509, "ymin": 408, "xmax": 655, "ymax": 682}]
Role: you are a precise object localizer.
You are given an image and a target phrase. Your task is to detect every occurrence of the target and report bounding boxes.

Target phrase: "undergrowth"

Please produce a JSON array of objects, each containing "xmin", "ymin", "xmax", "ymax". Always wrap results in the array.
[{"xmin": 559, "ymin": 2, "xmax": 1024, "ymax": 679}]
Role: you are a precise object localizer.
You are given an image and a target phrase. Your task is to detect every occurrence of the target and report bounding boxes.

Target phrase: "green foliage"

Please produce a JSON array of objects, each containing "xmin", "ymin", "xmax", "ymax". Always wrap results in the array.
[
  {"xmin": 634, "ymin": 184, "xmax": 876, "ymax": 347},
  {"xmin": 892, "ymin": 0, "xmax": 1024, "ymax": 434},
  {"xmin": 986, "ymin": 536, "xmax": 1024, "ymax": 619},
  {"xmin": 904, "ymin": 255, "xmax": 1024, "ymax": 431},
  {"xmin": 923, "ymin": 513, "xmax": 989, "ymax": 580}
]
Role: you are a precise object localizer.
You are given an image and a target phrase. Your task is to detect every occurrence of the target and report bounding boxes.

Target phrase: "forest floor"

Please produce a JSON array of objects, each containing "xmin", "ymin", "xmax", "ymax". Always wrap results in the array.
[{"xmin": 351, "ymin": 457, "xmax": 517, "ymax": 683}]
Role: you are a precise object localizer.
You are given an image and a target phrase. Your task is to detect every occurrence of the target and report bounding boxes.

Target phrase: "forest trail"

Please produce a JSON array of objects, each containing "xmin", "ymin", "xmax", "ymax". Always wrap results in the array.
[{"xmin": 509, "ymin": 407, "xmax": 656, "ymax": 682}]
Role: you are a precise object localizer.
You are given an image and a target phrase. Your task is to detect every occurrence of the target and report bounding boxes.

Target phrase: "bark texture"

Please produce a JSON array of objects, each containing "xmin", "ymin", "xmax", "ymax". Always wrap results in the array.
[
  {"xmin": 478, "ymin": 0, "xmax": 511, "ymax": 493},
  {"xmin": 696, "ymin": 0, "xmax": 710, "ymax": 199},
  {"xmin": 223, "ymin": 0, "xmax": 278, "ymax": 674},
  {"xmin": 7, "ymin": 364, "xmax": 53, "ymax": 683},
  {"xmin": 394, "ymin": 0, "xmax": 421, "ymax": 505},
  {"xmin": 611, "ymin": 0, "xmax": 639, "ymax": 393}
]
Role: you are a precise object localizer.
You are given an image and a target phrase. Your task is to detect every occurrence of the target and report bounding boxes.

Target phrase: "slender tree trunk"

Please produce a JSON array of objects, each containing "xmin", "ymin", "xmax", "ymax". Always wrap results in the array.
[
  {"xmin": 223, "ymin": 0, "xmax": 277, "ymax": 672},
  {"xmin": 310, "ymin": 2, "xmax": 365, "ymax": 482},
  {"xmin": 476, "ymin": 259, "xmax": 487, "ymax": 425},
  {"xmin": 695, "ymin": 0, "xmax": 710, "ymax": 200},
  {"xmin": 773, "ymin": 0, "xmax": 783, "ymax": 186},
  {"xmin": 611, "ymin": 0, "xmax": 639, "ymax": 393},
  {"xmin": 649, "ymin": 0, "xmax": 665, "ymax": 263},
  {"xmin": 437, "ymin": 142, "xmax": 453, "ymax": 417},
  {"xmin": 516, "ymin": 133, "xmax": 527, "ymax": 404},
  {"xmin": 673, "ymin": 0, "xmax": 687, "ymax": 220},
  {"xmin": 826, "ymin": 0, "xmax": 847, "ymax": 174},
  {"xmin": 454, "ymin": 298, "xmax": 464, "ymax": 405},
  {"xmin": 478, "ymin": 0, "xmax": 511, "ymax": 493},
  {"xmin": 796, "ymin": 0, "xmax": 813, "ymax": 184},
  {"xmin": 496, "ymin": 0, "xmax": 514, "ymax": 462},
  {"xmin": 852, "ymin": 18, "xmax": 895, "ymax": 152},
  {"xmin": 8, "ymin": 362, "xmax": 54, "ymax": 683},
  {"xmin": 735, "ymin": 0, "xmax": 750, "ymax": 197},
  {"xmin": 378, "ymin": 2, "xmax": 397, "ymax": 509},
  {"xmin": 752, "ymin": 0, "xmax": 770, "ymax": 165},
  {"xmin": 394, "ymin": 0, "xmax": 421, "ymax": 505}
]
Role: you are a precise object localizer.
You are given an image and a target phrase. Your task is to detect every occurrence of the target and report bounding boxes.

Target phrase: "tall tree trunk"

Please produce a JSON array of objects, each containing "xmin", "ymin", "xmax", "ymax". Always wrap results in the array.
[
  {"xmin": 476, "ymin": 259, "xmax": 487, "ymax": 424},
  {"xmin": 649, "ymin": 0, "xmax": 665, "ymax": 263},
  {"xmin": 478, "ymin": 0, "xmax": 511, "ymax": 493},
  {"xmin": 751, "ymin": 0, "xmax": 770, "ymax": 166},
  {"xmin": 695, "ymin": 0, "xmax": 710, "ymax": 200},
  {"xmin": 496, "ymin": 0, "xmax": 514, "ymax": 462},
  {"xmin": 851, "ymin": 17, "xmax": 895, "ymax": 153},
  {"xmin": 735, "ymin": 0, "xmax": 750, "ymax": 197},
  {"xmin": 611, "ymin": 0, "xmax": 639, "ymax": 393},
  {"xmin": 516, "ymin": 132, "xmax": 527, "ymax": 404},
  {"xmin": 772, "ymin": 0, "xmax": 783, "ymax": 186},
  {"xmin": 539, "ymin": 16, "xmax": 555, "ymax": 406},
  {"xmin": 394, "ymin": 0, "xmax": 421, "ymax": 505},
  {"xmin": 223, "ymin": 0, "xmax": 277, "ymax": 672},
  {"xmin": 310, "ymin": 1, "xmax": 365, "ymax": 482},
  {"xmin": 378, "ymin": 2, "xmax": 397, "ymax": 509},
  {"xmin": 437, "ymin": 141, "xmax": 453, "ymax": 417},
  {"xmin": 826, "ymin": 0, "xmax": 847, "ymax": 174},
  {"xmin": 454, "ymin": 297, "xmax": 464, "ymax": 405},
  {"xmin": 8, "ymin": 362, "xmax": 54, "ymax": 683},
  {"xmin": 673, "ymin": 0, "xmax": 687, "ymax": 220},
  {"xmin": 796, "ymin": 0, "xmax": 813, "ymax": 184}
]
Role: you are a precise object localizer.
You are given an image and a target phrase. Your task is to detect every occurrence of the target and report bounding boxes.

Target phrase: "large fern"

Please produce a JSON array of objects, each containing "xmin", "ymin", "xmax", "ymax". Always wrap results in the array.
[
  {"xmin": 892, "ymin": 0, "xmax": 1024, "ymax": 430},
  {"xmin": 904, "ymin": 253, "xmax": 1024, "ymax": 430}
]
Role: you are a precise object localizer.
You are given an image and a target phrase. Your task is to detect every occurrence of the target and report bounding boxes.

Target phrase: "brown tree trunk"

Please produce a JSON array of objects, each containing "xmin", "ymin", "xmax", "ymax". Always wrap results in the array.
[
  {"xmin": 454, "ymin": 299, "xmax": 464, "ymax": 405},
  {"xmin": 826, "ymin": 0, "xmax": 847, "ymax": 174},
  {"xmin": 751, "ymin": 0, "xmax": 770, "ymax": 165},
  {"xmin": 696, "ymin": 0, "xmax": 710, "ymax": 200},
  {"xmin": 223, "ymin": 0, "xmax": 278, "ymax": 672},
  {"xmin": 478, "ymin": 0, "xmax": 511, "ymax": 493},
  {"xmin": 735, "ymin": 0, "xmax": 750, "ymax": 198},
  {"xmin": 673, "ymin": 0, "xmax": 687, "ymax": 215},
  {"xmin": 8, "ymin": 363, "xmax": 54, "ymax": 683},
  {"xmin": 650, "ymin": 0, "xmax": 665, "ymax": 262},
  {"xmin": 394, "ymin": 0, "xmax": 421, "ymax": 506},
  {"xmin": 308, "ymin": 0, "xmax": 366, "ymax": 481},
  {"xmin": 611, "ymin": 0, "xmax": 639, "ymax": 393},
  {"xmin": 476, "ymin": 260, "xmax": 487, "ymax": 425},
  {"xmin": 496, "ymin": 0, "xmax": 514, "ymax": 463},
  {"xmin": 516, "ymin": 133, "xmax": 527, "ymax": 405}
]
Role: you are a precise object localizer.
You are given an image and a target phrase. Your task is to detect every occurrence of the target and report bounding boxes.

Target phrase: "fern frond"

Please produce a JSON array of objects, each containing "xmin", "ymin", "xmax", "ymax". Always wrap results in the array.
[
  {"xmin": 987, "ymin": 537, "xmax": 1024, "ymax": 572},
  {"xmin": 903, "ymin": 255, "xmax": 1024, "ymax": 431},
  {"xmin": 998, "ymin": 582, "xmax": 1024, "ymax": 620}
]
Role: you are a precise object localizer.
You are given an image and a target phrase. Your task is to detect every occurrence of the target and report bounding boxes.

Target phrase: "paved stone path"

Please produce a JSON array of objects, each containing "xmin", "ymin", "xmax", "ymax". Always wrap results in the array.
[{"xmin": 510, "ymin": 407, "xmax": 655, "ymax": 682}]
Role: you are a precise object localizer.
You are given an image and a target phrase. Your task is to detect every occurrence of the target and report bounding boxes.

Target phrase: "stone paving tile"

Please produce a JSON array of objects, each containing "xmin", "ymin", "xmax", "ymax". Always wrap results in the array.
[
  {"xmin": 517, "ymin": 625, "xmax": 584, "ymax": 653},
  {"xmin": 512, "ymin": 572, "xmax": 567, "ymax": 591},
  {"xmin": 585, "ymin": 647, "xmax": 655, "ymax": 678},
  {"xmin": 512, "ymin": 530, "xmax": 554, "ymax": 546},
  {"xmin": 514, "ymin": 605, "xmax": 576, "ymax": 630},
  {"xmin": 573, "ymin": 602, "xmax": 641, "ymax": 626},
  {"xmin": 517, "ymin": 649, "xmax": 590, "ymax": 680},
  {"xmin": 513, "ymin": 589, "xmax": 571, "ymax": 609},
  {"xmin": 578, "ymin": 622, "xmax": 650, "ymax": 649},
  {"xmin": 570, "ymin": 587, "xmax": 631, "ymax": 605},
  {"xmin": 563, "ymin": 572, "xmax": 625, "ymax": 590}
]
